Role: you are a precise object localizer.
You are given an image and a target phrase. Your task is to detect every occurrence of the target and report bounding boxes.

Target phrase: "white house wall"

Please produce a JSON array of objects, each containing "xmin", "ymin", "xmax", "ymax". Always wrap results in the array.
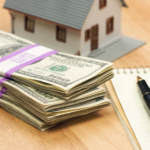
[
  {"xmin": 11, "ymin": 12, "xmax": 80, "ymax": 55},
  {"xmin": 81, "ymin": 0, "xmax": 122, "ymax": 56}
]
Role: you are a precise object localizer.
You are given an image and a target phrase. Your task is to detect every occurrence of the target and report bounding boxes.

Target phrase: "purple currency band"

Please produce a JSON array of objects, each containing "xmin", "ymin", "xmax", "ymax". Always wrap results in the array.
[
  {"xmin": 0, "ymin": 44, "xmax": 58, "ymax": 78},
  {"xmin": 1, "ymin": 87, "xmax": 7, "ymax": 93},
  {"xmin": 0, "ymin": 92, "xmax": 4, "ymax": 98},
  {"xmin": 0, "ymin": 77, "xmax": 9, "ymax": 85}
]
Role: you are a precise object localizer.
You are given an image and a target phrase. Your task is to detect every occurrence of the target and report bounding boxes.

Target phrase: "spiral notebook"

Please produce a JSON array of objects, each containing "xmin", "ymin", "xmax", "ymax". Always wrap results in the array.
[{"xmin": 105, "ymin": 68, "xmax": 150, "ymax": 150}]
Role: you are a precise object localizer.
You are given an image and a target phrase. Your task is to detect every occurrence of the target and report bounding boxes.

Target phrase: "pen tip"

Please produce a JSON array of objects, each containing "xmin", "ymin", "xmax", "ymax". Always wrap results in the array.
[{"xmin": 137, "ymin": 76, "xmax": 142, "ymax": 81}]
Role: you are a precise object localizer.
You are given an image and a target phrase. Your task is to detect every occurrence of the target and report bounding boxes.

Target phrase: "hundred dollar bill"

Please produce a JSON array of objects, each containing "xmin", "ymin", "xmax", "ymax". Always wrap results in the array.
[
  {"xmin": 1, "ymin": 76, "xmax": 106, "ymax": 112},
  {"xmin": 13, "ymin": 70, "xmax": 113, "ymax": 99},
  {"xmin": 2, "ymin": 93, "xmax": 110, "ymax": 122},
  {"xmin": 0, "ymin": 99, "xmax": 108, "ymax": 131},
  {"xmin": 12, "ymin": 53, "xmax": 113, "ymax": 90},
  {"xmin": 0, "ymin": 98, "xmax": 65, "ymax": 131},
  {"xmin": 0, "ymin": 30, "xmax": 34, "ymax": 58},
  {"xmin": 0, "ymin": 96, "xmax": 111, "ymax": 130},
  {"xmin": 0, "ymin": 30, "xmax": 113, "ymax": 99}
]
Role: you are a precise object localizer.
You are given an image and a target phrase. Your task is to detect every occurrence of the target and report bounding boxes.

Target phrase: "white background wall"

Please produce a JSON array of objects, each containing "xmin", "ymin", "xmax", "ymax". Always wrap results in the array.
[
  {"xmin": 80, "ymin": 0, "xmax": 122, "ymax": 56},
  {"xmin": 11, "ymin": 12, "xmax": 80, "ymax": 55}
]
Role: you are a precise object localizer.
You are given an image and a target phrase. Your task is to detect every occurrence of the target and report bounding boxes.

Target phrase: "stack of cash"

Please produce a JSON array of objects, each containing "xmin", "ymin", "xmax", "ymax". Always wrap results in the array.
[
  {"xmin": 0, "ymin": 30, "xmax": 114, "ymax": 131},
  {"xmin": 0, "ymin": 78, "xmax": 110, "ymax": 131}
]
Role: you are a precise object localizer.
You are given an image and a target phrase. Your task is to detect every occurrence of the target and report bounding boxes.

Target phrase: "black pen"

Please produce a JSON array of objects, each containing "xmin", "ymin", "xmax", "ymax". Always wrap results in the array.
[{"xmin": 137, "ymin": 76, "xmax": 150, "ymax": 116}]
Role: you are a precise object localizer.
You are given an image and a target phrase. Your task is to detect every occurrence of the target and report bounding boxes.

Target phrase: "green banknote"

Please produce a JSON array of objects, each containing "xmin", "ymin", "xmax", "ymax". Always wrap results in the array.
[{"xmin": 0, "ymin": 30, "xmax": 114, "ymax": 99}]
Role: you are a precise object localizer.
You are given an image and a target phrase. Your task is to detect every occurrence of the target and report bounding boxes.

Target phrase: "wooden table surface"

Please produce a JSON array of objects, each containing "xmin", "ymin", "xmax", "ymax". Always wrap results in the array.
[{"xmin": 0, "ymin": 0, "xmax": 149, "ymax": 149}]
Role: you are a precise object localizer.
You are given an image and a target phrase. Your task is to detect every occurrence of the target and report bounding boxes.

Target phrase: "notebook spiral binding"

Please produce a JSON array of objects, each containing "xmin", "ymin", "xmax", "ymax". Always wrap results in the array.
[{"xmin": 116, "ymin": 66, "xmax": 150, "ymax": 74}]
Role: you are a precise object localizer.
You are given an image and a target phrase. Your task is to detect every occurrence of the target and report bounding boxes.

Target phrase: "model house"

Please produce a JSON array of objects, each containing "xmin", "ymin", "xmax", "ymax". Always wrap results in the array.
[{"xmin": 4, "ymin": 0, "xmax": 128, "ymax": 57}]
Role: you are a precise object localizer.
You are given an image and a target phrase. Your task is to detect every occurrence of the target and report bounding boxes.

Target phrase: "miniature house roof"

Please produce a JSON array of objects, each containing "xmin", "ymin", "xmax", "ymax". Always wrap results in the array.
[{"xmin": 4, "ymin": 0, "xmax": 127, "ymax": 30}]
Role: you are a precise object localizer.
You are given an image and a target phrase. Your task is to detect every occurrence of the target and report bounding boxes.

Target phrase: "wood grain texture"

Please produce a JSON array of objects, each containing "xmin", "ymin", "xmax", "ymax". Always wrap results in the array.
[
  {"xmin": 114, "ymin": 0, "xmax": 150, "ymax": 68},
  {"xmin": 0, "ymin": 0, "xmax": 10, "ymax": 32},
  {"xmin": 0, "ymin": 0, "xmax": 149, "ymax": 149}
]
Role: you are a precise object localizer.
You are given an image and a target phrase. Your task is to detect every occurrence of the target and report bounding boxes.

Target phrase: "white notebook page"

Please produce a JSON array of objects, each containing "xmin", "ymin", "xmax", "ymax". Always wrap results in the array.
[{"xmin": 112, "ymin": 68, "xmax": 150, "ymax": 150}]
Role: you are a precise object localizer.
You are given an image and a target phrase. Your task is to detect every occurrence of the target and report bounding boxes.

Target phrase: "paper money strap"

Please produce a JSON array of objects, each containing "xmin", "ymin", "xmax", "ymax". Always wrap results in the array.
[
  {"xmin": 0, "ymin": 87, "xmax": 7, "ymax": 93},
  {"xmin": 0, "ymin": 44, "xmax": 58, "ymax": 78},
  {"xmin": 0, "ymin": 87, "xmax": 7, "ymax": 97},
  {"xmin": 0, "ymin": 77, "xmax": 8, "ymax": 93},
  {"xmin": 0, "ymin": 77, "xmax": 9, "ymax": 85}
]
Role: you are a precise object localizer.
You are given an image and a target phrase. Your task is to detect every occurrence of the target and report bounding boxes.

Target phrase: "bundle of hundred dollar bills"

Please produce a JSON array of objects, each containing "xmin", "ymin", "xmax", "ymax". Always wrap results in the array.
[{"xmin": 0, "ymin": 30, "xmax": 114, "ymax": 131}]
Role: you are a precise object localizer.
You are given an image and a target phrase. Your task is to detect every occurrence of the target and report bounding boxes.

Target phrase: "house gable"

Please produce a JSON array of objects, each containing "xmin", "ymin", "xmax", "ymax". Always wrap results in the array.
[
  {"xmin": 80, "ymin": 0, "xmax": 123, "ymax": 56},
  {"xmin": 10, "ymin": 12, "xmax": 81, "ymax": 55}
]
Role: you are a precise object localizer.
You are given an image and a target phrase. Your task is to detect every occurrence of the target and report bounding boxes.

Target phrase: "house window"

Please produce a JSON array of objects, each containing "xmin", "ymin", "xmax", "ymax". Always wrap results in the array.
[
  {"xmin": 25, "ymin": 16, "xmax": 35, "ymax": 32},
  {"xmin": 56, "ymin": 26, "xmax": 66, "ymax": 42},
  {"xmin": 85, "ymin": 29, "xmax": 90, "ymax": 41},
  {"xmin": 106, "ymin": 17, "xmax": 114, "ymax": 34},
  {"xmin": 99, "ymin": 0, "xmax": 107, "ymax": 9}
]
